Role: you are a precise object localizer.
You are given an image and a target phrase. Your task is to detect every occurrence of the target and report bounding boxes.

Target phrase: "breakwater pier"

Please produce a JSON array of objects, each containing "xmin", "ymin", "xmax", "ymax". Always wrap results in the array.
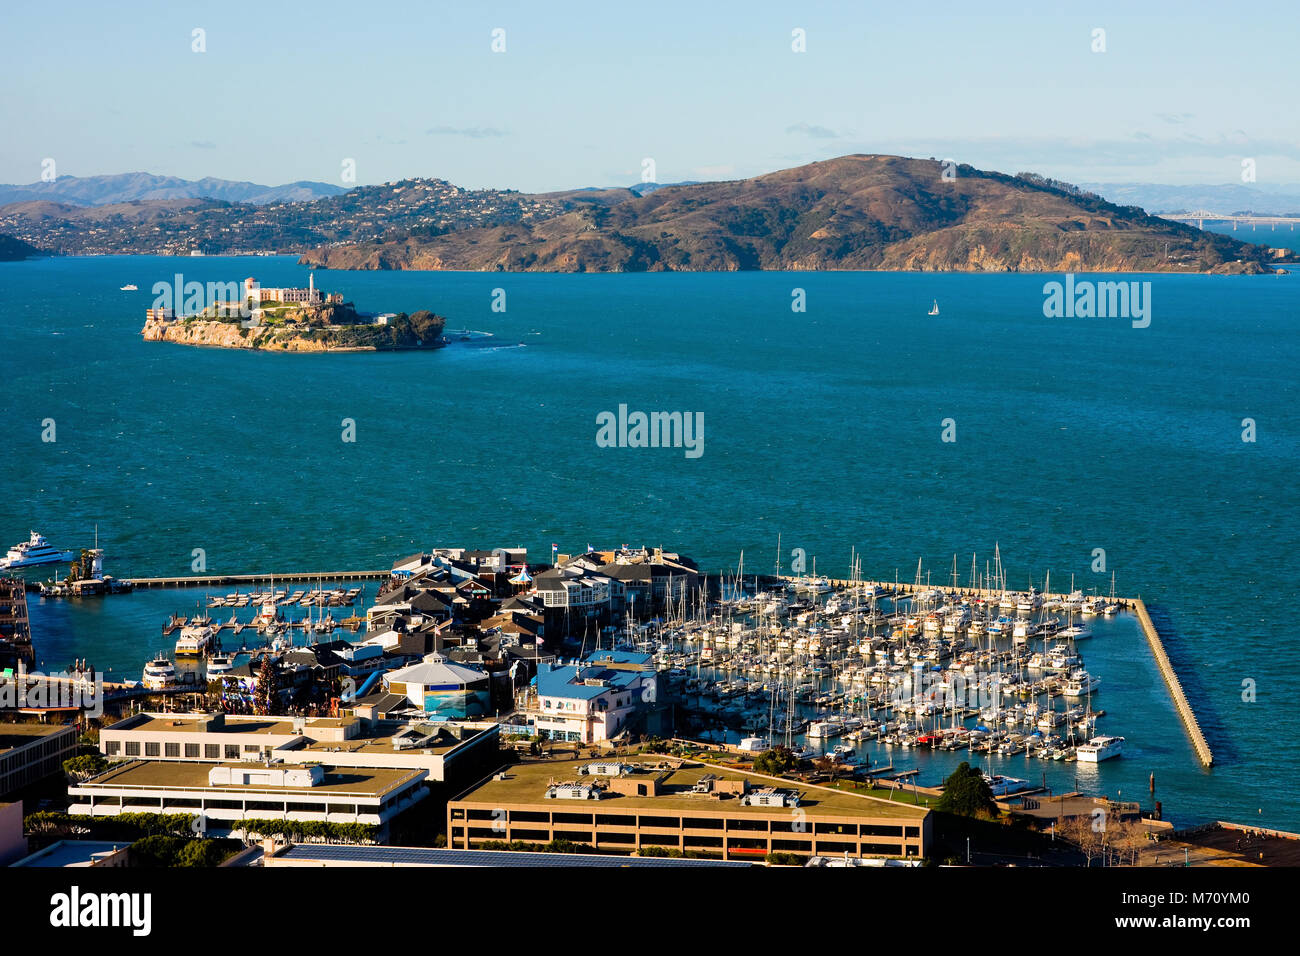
[{"xmin": 1132, "ymin": 598, "xmax": 1213, "ymax": 768}]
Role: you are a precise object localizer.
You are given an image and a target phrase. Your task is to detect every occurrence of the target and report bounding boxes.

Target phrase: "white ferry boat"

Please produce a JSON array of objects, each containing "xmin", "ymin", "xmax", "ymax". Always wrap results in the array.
[
  {"xmin": 1076, "ymin": 735, "xmax": 1124, "ymax": 762},
  {"xmin": 141, "ymin": 654, "xmax": 177, "ymax": 690},
  {"xmin": 0, "ymin": 531, "xmax": 76, "ymax": 570},
  {"xmin": 175, "ymin": 624, "xmax": 216, "ymax": 658}
]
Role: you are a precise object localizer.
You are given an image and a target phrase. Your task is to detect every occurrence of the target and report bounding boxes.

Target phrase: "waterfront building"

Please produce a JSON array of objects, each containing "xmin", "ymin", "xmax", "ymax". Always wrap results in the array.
[
  {"xmin": 0, "ymin": 801, "xmax": 24, "ymax": 865},
  {"xmin": 380, "ymin": 653, "xmax": 492, "ymax": 720},
  {"xmin": 532, "ymin": 566, "xmax": 613, "ymax": 617},
  {"xmin": 97, "ymin": 711, "xmax": 501, "ymax": 787},
  {"xmin": 68, "ymin": 760, "xmax": 427, "ymax": 836},
  {"xmin": 522, "ymin": 650, "xmax": 658, "ymax": 744},
  {"xmin": 447, "ymin": 757, "xmax": 931, "ymax": 861},
  {"xmin": 10, "ymin": 840, "xmax": 131, "ymax": 867},
  {"xmin": 0, "ymin": 722, "xmax": 78, "ymax": 799}
]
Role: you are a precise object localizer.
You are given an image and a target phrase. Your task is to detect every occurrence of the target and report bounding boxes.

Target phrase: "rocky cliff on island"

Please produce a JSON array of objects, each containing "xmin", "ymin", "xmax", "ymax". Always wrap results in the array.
[{"xmin": 141, "ymin": 303, "xmax": 447, "ymax": 352}]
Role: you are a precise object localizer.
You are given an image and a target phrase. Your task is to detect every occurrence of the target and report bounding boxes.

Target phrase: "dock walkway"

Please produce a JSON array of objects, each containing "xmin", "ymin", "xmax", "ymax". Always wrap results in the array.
[{"xmin": 127, "ymin": 570, "xmax": 389, "ymax": 589}]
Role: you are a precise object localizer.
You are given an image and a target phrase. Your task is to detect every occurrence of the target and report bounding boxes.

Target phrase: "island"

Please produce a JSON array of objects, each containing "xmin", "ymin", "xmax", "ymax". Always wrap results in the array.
[{"xmin": 140, "ymin": 275, "xmax": 447, "ymax": 351}]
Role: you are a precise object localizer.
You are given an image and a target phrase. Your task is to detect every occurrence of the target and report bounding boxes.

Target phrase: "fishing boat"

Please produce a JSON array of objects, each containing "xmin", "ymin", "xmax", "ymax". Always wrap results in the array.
[{"xmin": 1076, "ymin": 735, "xmax": 1124, "ymax": 762}]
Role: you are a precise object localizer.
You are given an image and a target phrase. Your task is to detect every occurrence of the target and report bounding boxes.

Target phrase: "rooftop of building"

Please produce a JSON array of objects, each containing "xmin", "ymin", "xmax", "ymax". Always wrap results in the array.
[
  {"xmin": 0, "ymin": 721, "xmax": 74, "ymax": 751},
  {"xmin": 453, "ymin": 757, "xmax": 930, "ymax": 821},
  {"xmin": 385, "ymin": 653, "xmax": 488, "ymax": 688},
  {"xmin": 272, "ymin": 843, "xmax": 753, "ymax": 868},
  {"xmin": 292, "ymin": 721, "xmax": 492, "ymax": 757},
  {"xmin": 535, "ymin": 660, "xmax": 648, "ymax": 700},
  {"xmin": 105, "ymin": 713, "xmax": 349, "ymax": 736},
  {"xmin": 10, "ymin": 840, "xmax": 130, "ymax": 868},
  {"xmin": 76, "ymin": 760, "xmax": 421, "ymax": 797}
]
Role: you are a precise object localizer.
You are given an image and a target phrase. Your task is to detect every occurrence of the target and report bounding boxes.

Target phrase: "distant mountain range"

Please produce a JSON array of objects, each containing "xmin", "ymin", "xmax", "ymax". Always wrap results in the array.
[
  {"xmin": 301, "ymin": 155, "xmax": 1280, "ymax": 275},
  {"xmin": 0, "ymin": 180, "xmax": 570, "ymax": 256},
  {"xmin": 0, "ymin": 173, "xmax": 349, "ymax": 208},
  {"xmin": 1080, "ymin": 182, "xmax": 1300, "ymax": 216}
]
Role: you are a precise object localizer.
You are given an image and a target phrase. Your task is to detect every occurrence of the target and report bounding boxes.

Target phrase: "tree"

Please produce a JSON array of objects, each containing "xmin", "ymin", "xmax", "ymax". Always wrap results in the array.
[
  {"xmin": 408, "ymin": 309, "xmax": 446, "ymax": 342},
  {"xmin": 63, "ymin": 753, "xmax": 109, "ymax": 781},
  {"xmin": 178, "ymin": 839, "xmax": 231, "ymax": 867},
  {"xmin": 936, "ymin": 762, "xmax": 997, "ymax": 818},
  {"xmin": 752, "ymin": 746, "xmax": 797, "ymax": 776},
  {"xmin": 129, "ymin": 834, "xmax": 189, "ymax": 867},
  {"xmin": 253, "ymin": 655, "xmax": 280, "ymax": 716}
]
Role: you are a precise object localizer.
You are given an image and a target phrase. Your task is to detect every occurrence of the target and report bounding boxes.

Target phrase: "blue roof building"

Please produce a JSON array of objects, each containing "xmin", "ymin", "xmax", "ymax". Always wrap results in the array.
[{"xmin": 527, "ymin": 651, "xmax": 658, "ymax": 744}]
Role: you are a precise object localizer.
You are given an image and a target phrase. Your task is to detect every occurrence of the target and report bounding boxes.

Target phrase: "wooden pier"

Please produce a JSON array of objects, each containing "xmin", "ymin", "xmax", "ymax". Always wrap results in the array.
[
  {"xmin": 127, "ymin": 570, "xmax": 389, "ymax": 589},
  {"xmin": 1133, "ymin": 597, "xmax": 1214, "ymax": 768}
]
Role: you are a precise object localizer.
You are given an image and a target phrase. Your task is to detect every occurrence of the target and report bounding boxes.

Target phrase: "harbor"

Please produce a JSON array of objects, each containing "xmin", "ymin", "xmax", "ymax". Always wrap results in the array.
[{"xmin": 12, "ymin": 542, "xmax": 1227, "ymax": 825}]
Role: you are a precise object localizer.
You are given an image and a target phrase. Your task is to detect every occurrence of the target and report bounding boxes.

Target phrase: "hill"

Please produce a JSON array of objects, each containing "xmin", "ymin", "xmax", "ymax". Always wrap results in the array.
[
  {"xmin": 0, "ymin": 173, "xmax": 349, "ymax": 208},
  {"xmin": 299, "ymin": 155, "xmax": 1278, "ymax": 275},
  {"xmin": 0, "ymin": 179, "xmax": 568, "ymax": 256},
  {"xmin": 0, "ymin": 232, "xmax": 43, "ymax": 261}
]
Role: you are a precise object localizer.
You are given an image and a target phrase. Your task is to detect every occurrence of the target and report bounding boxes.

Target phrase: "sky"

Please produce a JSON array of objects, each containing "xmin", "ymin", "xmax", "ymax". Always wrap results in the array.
[{"xmin": 2, "ymin": 0, "xmax": 1297, "ymax": 192}]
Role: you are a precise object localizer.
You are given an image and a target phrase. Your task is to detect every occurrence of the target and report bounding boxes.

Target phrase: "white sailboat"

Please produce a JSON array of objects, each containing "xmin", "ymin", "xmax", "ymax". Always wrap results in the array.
[{"xmin": 928, "ymin": 299, "xmax": 940, "ymax": 315}]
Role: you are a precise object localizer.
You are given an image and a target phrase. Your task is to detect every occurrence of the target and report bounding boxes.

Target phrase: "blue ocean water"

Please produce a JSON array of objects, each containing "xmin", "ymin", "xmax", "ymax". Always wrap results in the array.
[
  {"xmin": 1, "ymin": 255, "xmax": 1297, "ymax": 829},
  {"xmin": 1202, "ymin": 222, "xmax": 1300, "ymax": 253}
]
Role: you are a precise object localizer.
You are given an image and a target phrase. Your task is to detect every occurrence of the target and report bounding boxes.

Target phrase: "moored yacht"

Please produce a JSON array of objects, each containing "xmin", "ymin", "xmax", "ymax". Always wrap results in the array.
[
  {"xmin": 1076, "ymin": 735, "xmax": 1124, "ymax": 761},
  {"xmin": 1063, "ymin": 670, "xmax": 1101, "ymax": 697},
  {"xmin": 0, "ymin": 531, "xmax": 77, "ymax": 570},
  {"xmin": 206, "ymin": 653, "xmax": 235, "ymax": 676},
  {"xmin": 141, "ymin": 654, "xmax": 177, "ymax": 690}
]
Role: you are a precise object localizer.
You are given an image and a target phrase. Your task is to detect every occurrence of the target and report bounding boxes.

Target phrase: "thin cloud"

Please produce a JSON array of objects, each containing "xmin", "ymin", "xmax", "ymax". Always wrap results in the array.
[
  {"xmin": 190, "ymin": 140, "xmax": 216, "ymax": 149},
  {"xmin": 426, "ymin": 125, "xmax": 508, "ymax": 139},
  {"xmin": 786, "ymin": 122, "xmax": 842, "ymax": 139}
]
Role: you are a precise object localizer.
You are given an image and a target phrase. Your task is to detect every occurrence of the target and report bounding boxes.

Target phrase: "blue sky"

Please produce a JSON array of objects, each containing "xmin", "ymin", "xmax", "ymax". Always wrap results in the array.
[{"xmin": 2, "ymin": 0, "xmax": 1297, "ymax": 191}]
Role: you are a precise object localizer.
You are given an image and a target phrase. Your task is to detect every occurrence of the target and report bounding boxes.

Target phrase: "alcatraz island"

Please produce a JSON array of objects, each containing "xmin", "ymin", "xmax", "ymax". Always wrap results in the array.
[{"xmin": 140, "ymin": 273, "xmax": 448, "ymax": 352}]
